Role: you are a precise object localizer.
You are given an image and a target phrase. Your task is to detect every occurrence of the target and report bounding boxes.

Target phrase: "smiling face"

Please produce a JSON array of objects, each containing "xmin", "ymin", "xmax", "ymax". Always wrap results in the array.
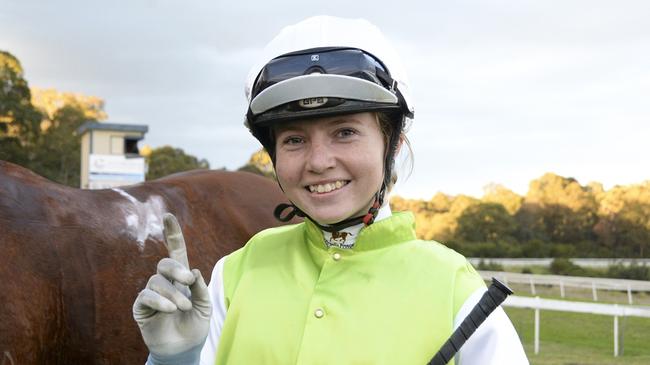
[{"xmin": 274, "ymin": 112, "xmax": 386, "ymax": 225}]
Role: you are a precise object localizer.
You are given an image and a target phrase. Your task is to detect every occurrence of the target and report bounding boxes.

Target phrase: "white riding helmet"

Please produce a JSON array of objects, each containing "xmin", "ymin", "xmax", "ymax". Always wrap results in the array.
[
  {"xmin": 244, "ymin": 15, "xmax": 415, "ymax": 229},
  {"xmin": 245, "ymin": 16, "xmax": 414, "ymax": 139}
]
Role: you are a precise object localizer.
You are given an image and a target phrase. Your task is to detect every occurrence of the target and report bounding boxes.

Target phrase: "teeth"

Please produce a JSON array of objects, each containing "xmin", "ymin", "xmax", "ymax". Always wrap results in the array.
[{"xmin": 308, "ymin": 180, "xmax": 348, "ymax": 194}]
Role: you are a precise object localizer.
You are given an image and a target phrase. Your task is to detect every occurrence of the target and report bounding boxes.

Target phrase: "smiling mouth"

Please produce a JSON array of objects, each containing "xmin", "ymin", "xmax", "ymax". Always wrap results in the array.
[{"xmin": 306, "ymin": 180, "xmax": 350, "ymax": 194}]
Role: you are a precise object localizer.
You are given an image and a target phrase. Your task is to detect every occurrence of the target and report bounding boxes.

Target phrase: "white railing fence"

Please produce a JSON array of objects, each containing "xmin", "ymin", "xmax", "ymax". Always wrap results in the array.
[
  {"xmin": 479, "ymin": 271, "xmax": 650, "ymax": 304},
  {"xmin": 504, "ymin": 295, "xmax": 650, "ymax": 356},
  {"xmin": 469, "ymin": 257, "xmax": 650, "ymax": 268}
]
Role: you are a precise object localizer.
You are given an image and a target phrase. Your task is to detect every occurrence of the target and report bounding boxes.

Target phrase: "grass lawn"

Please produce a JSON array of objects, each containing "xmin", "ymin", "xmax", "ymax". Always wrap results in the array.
[{"xmin": 505, "ymin": 307, "xmax": 650, "ymax": 365}]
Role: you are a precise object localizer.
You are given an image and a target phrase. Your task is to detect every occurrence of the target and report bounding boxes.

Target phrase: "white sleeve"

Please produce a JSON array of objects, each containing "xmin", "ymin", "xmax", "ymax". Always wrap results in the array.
[
  {"xmin": 199, "ymin": 255, "xmax": 228, "ymax": 365},
  {"xmin": 454, "ymin": 287, "xmax": 529, "ymax": 365}
]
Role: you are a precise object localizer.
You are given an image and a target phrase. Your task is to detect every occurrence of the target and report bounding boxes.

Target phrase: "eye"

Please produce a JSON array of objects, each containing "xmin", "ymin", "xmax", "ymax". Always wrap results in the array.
[
  {"xmin": 282, "ymin": 135, "xmax": 304, "ymax": 146},
  {"xmin": 336, "ymin": 128, "xmax": 357, "ymax": 138}
]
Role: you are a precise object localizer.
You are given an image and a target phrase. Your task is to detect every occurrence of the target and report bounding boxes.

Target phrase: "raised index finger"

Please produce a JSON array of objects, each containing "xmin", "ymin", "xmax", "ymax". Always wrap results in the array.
[{"xmin": 162, "ymin": 213, "xmax": 190, "ymax": 269}]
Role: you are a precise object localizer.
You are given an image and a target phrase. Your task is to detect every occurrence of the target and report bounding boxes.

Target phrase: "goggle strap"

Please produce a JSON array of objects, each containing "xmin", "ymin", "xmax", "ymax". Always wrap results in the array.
[
  {"xmin": 374, "ymin": 67, "xmax": 396, "ymax": 91},
  {"xmin": 395, "ymin": 88, "xmax": 413, "ymax": 118},
  {"xmin": 375, "ymin": 67, "xmax": 412, "ymax": 118}
]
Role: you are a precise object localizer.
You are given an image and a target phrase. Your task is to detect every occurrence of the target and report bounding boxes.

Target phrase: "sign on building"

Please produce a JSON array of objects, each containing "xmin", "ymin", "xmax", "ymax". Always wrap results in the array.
[{"xmin": 88, "ymin": 154, "xmax": 145, "ymax": 189}]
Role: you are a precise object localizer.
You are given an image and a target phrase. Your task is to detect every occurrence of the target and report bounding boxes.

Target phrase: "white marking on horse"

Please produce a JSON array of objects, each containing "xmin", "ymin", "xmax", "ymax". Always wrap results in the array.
[
  {"xmin": 111, "ymin": 188, "xmax": 166, "ymax": 250},
  {"xmin": 2, "ymin": 351, "xmax": 15, "ymax": 365}
]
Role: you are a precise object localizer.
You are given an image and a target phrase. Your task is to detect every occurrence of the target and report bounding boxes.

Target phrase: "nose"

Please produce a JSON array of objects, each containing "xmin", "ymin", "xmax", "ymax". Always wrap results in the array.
[{"xmin": 306, "ymin": 138, "xmax": 336, "ymax": 173}]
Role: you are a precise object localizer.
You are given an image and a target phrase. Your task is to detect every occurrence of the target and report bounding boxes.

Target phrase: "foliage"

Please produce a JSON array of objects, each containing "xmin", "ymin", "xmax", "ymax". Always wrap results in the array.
[
  {"xmin": 31, "ymin": 87, "xmax": 107, "ymax": 122},
  {"xmin": 519, "ymin": 240, "xmax": 552, "ymax": 258},
  {"xmin": 238, "ymin": 148, "xmax": 275, "ymax": 179},
  {"xmin": 482, "ymin": 183, "xmax": 523, "ymax": 214},
  {"xmin": 0, "ymin": 50, "xmax": 23, "ymax": 74},
  {"xmin": 146, "ymin": 146, "xmax": 210, "ymax": 180},
  {"xmin": 30, "ymin": 105, "xmax": 87, "ymax": 186},
  {"xmin": 595, "ymin": 182, "xmax": 650, "ymax": 257},
  {"xmin": 549, "ymin": 258, "xmax": 586, "ymax": 276},
  {"xmin": 1, "ymin": 50, "xmax": 95, "ymax": 186},
  {"xmin": 516, "ymin": 173, "xmax": 598, "ymax": 244},
  {"xmin": 606, "ymin": 263, "xmax": 650, "ymax": 281},
  {"xmin": 450, "ymin": 241, "xmax": 523, "ymax": 258},
  {"xmin": 391, "ymin": 171, "xmax": 650, "ymax": 259},
  {"xmin": 476, "ymin": 259, "xmax": 504, "ymax": 271},
  {"xmin": 456, "ymin": 202, "xmax": 516, "ymax": 243},
  {"xmin": 0, "ymin": 50, "xmax": 42, "ymax": 154}
]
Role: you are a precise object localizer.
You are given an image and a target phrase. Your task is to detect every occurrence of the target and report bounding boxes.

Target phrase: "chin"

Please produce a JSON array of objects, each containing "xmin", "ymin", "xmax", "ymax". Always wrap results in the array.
[
  {"xmin": 310, "ymin": 213, "xmax": 347, "ymax": 225},
  {"xmin": 297, "ymin": 197, "xmax": 373, "ymax": 225},
  {"xmin": 300, "ymin": 206, "xmax": 350, "ymax": 225}
]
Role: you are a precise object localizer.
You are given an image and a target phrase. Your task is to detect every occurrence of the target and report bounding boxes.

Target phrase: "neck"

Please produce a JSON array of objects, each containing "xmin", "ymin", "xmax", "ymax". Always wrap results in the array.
[{"xmin": 322, "ymin": 204, "xmax": 392, "ymax": 249}]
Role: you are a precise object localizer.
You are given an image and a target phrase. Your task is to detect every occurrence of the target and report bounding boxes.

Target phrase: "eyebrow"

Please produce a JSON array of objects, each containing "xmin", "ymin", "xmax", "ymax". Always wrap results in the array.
[{"xmin": 329, "ymin": 117, "xmax": 362, "ymax": 126}]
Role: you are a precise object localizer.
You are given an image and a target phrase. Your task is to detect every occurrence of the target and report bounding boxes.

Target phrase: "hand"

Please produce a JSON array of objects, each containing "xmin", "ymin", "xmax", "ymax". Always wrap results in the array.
[{"xmin": 133, "ymin": 213, "xmax": 212, "ymax": 358}]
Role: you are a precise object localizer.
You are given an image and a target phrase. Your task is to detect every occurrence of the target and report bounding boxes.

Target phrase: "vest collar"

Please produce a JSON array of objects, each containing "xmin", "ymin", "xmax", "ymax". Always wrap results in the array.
[
  {"xmin": 320, "ymin": 204, "xmax": 392, "ymax": 249},
  {"xmin": 305, "ymin": 208, "xmax": 417, "ymax": 252}
]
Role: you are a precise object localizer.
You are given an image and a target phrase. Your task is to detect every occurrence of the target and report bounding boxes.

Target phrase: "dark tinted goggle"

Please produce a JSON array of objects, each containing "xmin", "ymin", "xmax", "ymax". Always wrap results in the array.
[{"xmin": 250, "ymin": 47, "xmax": 397, "ymax": 100}]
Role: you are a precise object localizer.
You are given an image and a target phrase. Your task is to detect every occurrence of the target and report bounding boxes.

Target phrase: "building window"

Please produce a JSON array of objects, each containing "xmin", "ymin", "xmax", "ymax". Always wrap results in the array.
[{"xmin": 125, "ymin": 137, "xmax": 140, "ymax": 155}]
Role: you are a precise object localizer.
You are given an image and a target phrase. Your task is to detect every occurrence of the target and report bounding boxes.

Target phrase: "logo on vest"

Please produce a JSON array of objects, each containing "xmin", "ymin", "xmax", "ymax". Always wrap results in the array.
[{"xmin": 325, "ymin": 230, "xmax": 354, "ymax": 249}]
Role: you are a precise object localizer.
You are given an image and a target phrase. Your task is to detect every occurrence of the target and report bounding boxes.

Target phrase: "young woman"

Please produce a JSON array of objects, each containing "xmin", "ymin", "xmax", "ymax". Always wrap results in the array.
[{"xmin": 133, "ymin": 16, "xmax": 529, "ymax": 365}]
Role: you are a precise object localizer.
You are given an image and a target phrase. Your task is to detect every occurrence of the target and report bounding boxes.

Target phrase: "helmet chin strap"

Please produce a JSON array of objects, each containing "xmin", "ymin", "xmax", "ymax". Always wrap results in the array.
[{"xmin": 273, "ymin": 184, "xmax": 386, "ymax": 233}]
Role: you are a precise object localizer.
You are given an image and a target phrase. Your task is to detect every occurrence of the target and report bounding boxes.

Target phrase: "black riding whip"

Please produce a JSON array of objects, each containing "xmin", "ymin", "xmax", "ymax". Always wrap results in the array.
[{"xmin": 428, "ymin": 278, "xmax": 513, "ymax": 365}]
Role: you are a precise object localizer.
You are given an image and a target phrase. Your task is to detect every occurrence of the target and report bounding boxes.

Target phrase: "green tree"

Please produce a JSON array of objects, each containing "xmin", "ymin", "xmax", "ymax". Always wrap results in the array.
[
  {"xmin": 31, "ymin": 87, "xmax": 107, "ymax": 123},
  {"xmin": 595, "ymin": 182, "xmax": 650, "ymax": 257},
  {"xmin": 428, "ymin": 192, "xmax": 452, "ymax": 213},
  {"xmin": 391, "ymin": 173, "xmax": 650, "ymax": 258},
  {"xmin": 0, "ymin": 50, "xmax": 43, "ymax": 164},
  {"xmin": 391, "ymin": 194, "xmax": 457, "ymax": 242},
  {"xmin": 549, "ymin": 258, "xmax": 586, "ymax": 276},
  {"xmin": 449, "ymin": 194, "xmax": 480, "ymax": 217},
  {"xmin": 517, "ymin": 173, "xmax": 597, "ymax": 243},
  {"xmin": 456, "ymin": 202, "xmax": 516, "ymax": 243},
  {"xmin": 482, "ymin": 183, "xmax": 523, "ymax": 215},
  {"xmin": 28, "ymin": 105, "xmax": 88, "ymax": 186},
  {"xmin": 146, "ymin": 146, "xmax": 210, "ymax": 180}
]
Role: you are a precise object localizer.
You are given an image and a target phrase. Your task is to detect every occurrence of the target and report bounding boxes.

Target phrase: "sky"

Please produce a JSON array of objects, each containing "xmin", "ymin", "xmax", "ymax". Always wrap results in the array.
[{"xmin": 2, "ymin": 0, "xmax": 649, "ymax": 199}]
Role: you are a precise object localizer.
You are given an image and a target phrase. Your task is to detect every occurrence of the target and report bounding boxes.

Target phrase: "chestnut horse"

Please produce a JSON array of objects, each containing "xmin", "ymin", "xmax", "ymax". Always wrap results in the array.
[{"xmin": 0, "ymin": 161, "xmax": 292, "ymax": 364}]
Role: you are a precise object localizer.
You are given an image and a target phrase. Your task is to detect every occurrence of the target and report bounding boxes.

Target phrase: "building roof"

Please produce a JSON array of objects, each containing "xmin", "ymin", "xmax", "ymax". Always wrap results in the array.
[{"xmin": 77, "ymin": 121, "xmax": 149, "ymax": 135}]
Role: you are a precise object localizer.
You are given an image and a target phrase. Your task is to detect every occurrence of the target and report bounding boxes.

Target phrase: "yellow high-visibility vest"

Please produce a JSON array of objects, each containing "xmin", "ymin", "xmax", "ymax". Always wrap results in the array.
[{"xmin": 216, "ymin": 212, "xmax": 484, "ymax": 364}]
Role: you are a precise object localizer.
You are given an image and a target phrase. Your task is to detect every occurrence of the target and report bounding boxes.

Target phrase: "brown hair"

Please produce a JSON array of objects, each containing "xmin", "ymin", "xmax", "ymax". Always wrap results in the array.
[{"xmin": 375, "ymin": 112, "xmax": 414, "ymax": 192}]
